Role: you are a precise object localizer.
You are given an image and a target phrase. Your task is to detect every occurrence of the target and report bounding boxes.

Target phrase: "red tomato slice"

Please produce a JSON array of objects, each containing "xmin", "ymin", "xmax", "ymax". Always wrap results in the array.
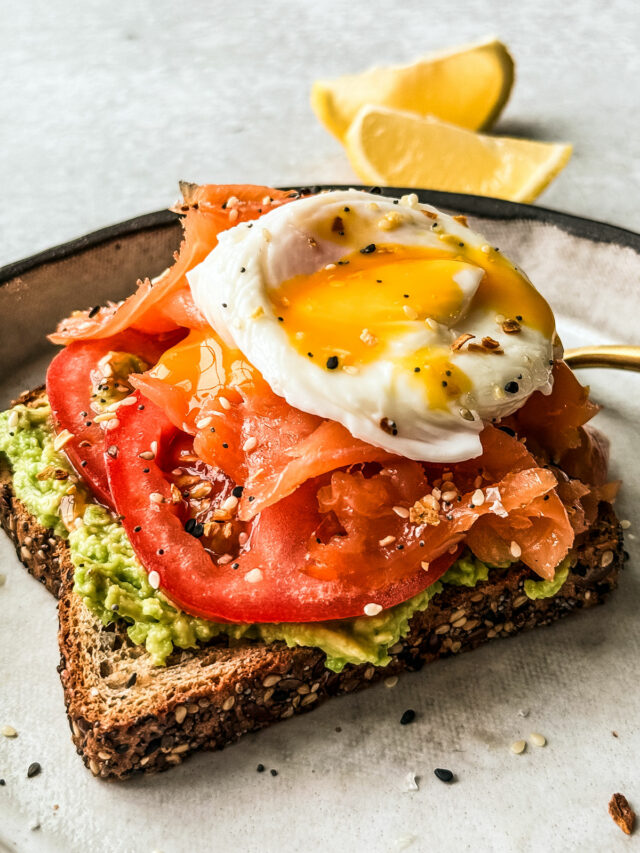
[
  {"xmin": 49, "ymin": 186, "xmax": 303, "ymax": 344},
  {"xmin": 46, "ymin": 331, "xmax": 178, "ymax": 507},
  {"xmin": 105, "ymin": 393, "xmax": 461, "ymax": 623}
]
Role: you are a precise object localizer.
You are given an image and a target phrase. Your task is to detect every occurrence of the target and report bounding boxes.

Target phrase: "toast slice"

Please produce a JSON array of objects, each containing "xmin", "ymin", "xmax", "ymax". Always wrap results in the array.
[{"xmin": 0, "ymin": 390, "xmax": 624, "ymax": 780}]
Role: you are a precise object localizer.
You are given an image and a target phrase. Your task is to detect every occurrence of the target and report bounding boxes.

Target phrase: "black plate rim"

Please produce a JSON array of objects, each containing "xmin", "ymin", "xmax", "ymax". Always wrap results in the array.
[{"xmin": 2, "ymin": 186, "xmax": 639, "ymax": 286}]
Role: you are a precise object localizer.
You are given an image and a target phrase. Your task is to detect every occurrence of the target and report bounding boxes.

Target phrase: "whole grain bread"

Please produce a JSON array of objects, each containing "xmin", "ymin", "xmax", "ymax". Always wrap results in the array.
[{"xmin": 0, "ymin": 389, "xmax": 624, "ymax": 780}]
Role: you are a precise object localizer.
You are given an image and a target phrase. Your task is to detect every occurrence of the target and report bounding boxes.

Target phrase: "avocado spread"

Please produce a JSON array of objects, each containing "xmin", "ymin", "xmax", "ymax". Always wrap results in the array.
[
  {"xmin": 1, "ymin": 400, "xmax": 498, "ymax": 671},
  {"xmin": 524, "ymin": 560, "xmax": 569, "ymax": 600}
]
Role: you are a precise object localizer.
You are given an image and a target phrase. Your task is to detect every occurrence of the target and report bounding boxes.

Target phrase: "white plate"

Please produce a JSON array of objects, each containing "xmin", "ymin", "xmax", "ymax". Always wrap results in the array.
[{"xmin": 1, "ymin": 193, "xmax": 639, "ymax": 853}]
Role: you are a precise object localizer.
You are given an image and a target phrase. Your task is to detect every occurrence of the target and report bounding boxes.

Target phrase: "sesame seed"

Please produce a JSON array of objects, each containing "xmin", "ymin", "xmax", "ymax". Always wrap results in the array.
[
  {"xmin": 620, "ymin": 519, "xmax": 631, "ymax": 529},
  {"xmin": 244, "ymin": 568, "xmax": 263, "ymax": 583},
  {"xmin": 510, "ymin": 740, "xmax": 526, "ymax": 754},
  {"xmin": 138, "ymin": 450, "xmax": 155, "ymax": 462},
  {"xmin": 400, "ymin": 709, "xmax": 416, "ymax": 725},
  {"xmin": 441, "ymin": 489, "xmax": 457, "ymax": 503},
  {"xmin": 530, "ymin": 732, "xmax": 547, "ymax": 747},
  {"xmin": 228, "ymin": 208, "xmax": 239, "ymax": 222},
  {"xmin": 53, "ymin": 429, "xmax": 74, "ymax": 451},
  {"xmin": 364, "ymin": 602, "xmax": 382, "ymax": 616},
  {"xmin": 150, "ymin": 440, "xmax": 158, "ymax": 456},
  {"xmin": 402, "ymin": 305, "xmax": 418, "ymax": 320},
  {"xmin": 379, "ymin": 535, "xmax": 396, "ymax": 547},
  {"xmin": 256, "ymin": 763, "xmax": 265, "ymax": 773},
  {"xmin": 360, "ymin": 243, "xmax": 376, "ymax": 254},
  {"xmin": 472, "ymin": 488, "xmax": 485, "ymax": 506},
  {"xmin": 148, "ymin": 571, "xmax": 160, "ymax": 589},
  {"xmin": 27, "ymin": 762, "xmax": 42, "ymax": 779},
  {"xmin": 420, "ymin": 561, "xmax": 430, "ymax": 571},
  {"xmin": 326, "ymin": 355, "xmax": 339, "ymax": 370},
  {"xmin": 1, "ymin": 725, "xmax": 18, "ymax": 738},
  {"xmin": 119, "ymin": 395, "xmax": 137, "ymax": 406},
  {"xmin": 150, "ymin": 492, "xmax": 164, "ymax": 504},
  {"xmin": 510, "ymin": 540, "xmax": 522, "ymax": 559},
  {"xmin": 238, "ymin": 532, "xmax": 249, "ymax": 546},
  {"xmin": 196, "ymin": 416, "xmax": 213, "ymax": 429},
  {"xmin": 601, "ymin": 550, "xmax": 614, "ymax": 567},
  {"xmin": 133, "ymin": 525, "xmax": 142, "ymax": 532},
  {"xmin": 392, "ymin": 505, "xmax": 409, "ymax": 519},
  {"xmin": 7, "ymin": 410, "xmax": 19, "ymax": 429},
  {"xmin": 105, "ymin": 418, "xmax": 120, "ymax": 431},
  {"xmin": 504, "ymin": 381, "xmax": 519, "ymax": 394},
  {"xmin": 243, "ymin": 436, "xmax": 258, "ymax": 453},
  {"xmin": 459, "ymin": 407, "xmax": 475, "ymax": 421},
  {"xmin": 434, "ymin": 768, "xmax": 454, "ymax": 783},
  {"xmin": 384, "ymin": 676, "xmax": 398, "ymax": 688},
  {"xmin": 219, "ymin": 397, "xmax": 231, "ymax": 410},
  {"xmin": 217, "ymin": 554, "xmax": 233, "ymax": 565},
  {"xmin": 221, "ymin": 495, "xmax": 239, "ymax": 513}
]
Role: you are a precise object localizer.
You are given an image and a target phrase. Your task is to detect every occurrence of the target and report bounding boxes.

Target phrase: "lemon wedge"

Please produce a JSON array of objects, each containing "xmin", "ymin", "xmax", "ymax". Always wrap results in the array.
[
  {"xmin": 311, "ymin": 37, "xmax": 514, "ymax": 142},
  {"xmin": 345, "ymin": 106, "xmax": 573, "ymax": 203}
]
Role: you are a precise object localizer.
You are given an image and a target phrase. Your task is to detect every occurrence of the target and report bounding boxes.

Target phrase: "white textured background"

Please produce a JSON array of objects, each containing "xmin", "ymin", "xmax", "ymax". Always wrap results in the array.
[{"xmin": 1, "ymin": 0, "xmax": 639, "ymax": 268}]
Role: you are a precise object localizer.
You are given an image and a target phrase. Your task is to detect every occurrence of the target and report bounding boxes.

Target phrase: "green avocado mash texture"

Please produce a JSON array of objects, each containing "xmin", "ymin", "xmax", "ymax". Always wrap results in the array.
[{"xmin": 2, "ymin": 399, "xmax": 504, "ymax": 671}]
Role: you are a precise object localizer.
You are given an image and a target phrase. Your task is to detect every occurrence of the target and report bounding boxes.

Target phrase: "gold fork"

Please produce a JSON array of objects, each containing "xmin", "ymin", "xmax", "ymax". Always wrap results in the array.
[{"xmin": 564, "ymin": 346, "xmax": 640, "ymax": 371}]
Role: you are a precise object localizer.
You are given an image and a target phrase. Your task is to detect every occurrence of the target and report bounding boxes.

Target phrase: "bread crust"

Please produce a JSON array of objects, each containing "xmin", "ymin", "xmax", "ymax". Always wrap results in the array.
[{"xmin": 0, "ymin": 388, "xmax": 624, "ymax": 780}]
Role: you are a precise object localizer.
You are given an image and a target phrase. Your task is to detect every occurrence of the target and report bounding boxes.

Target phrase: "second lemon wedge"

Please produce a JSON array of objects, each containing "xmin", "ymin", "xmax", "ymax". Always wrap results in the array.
[
  {"xmin": 311, "ymin": 37, "xmax": 514, "ymax": 142},
  {"xmin": 345, "ymin": 106, "xmax": 573, "ymax": 203}
]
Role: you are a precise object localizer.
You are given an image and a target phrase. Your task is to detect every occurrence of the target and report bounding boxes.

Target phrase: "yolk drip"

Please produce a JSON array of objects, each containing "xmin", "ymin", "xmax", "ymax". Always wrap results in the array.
[{"xmin": 146, "ymin": 329, "xmax": 255, "ymax": 428}]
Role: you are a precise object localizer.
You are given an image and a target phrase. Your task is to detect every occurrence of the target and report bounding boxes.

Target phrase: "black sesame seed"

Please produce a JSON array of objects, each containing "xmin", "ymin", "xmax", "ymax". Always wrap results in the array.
[
  {"xmin": 543, "ymin": 494, "xmax": 550, "ymax": 501},
  {"xmin": 210, "ymin": 426, "xmax": 216, "ymax": 432},
  {"xmin": 85, "ymin": 421, "xmax": 92, "ymax": 427},
  {"xmin": 270, "ymin": 769, "xmax": 278, "ymax": 777},
  {"xmin": 232, "ymin": 485, "xmax": 244, "ymax": 498},
  {"xmin": 232, "ymin": 562, "xmax": 239, "ymax": 569},
  {"xmin": 504, "ymin": 381, "xmax": 519, "ymax": 394},
  {"xmin": 80, "ymin": 411, "xmax": 88, "ymax": 417},
  {"xmin": 157, "ymin": 549, "xmax": 164, "ymax": 555},
  {"xmin": 516, "ymin": 315, "xmax": 523, "ymax": 322},
  {"xmin": 0, "ymin": 779, "xmax": 6, "ymax": 786},
  {"xmin": 434, "ymin": 768, "xmax": 454, "ymax": 783},
  {"xmin": 240, "ymin": 267, "xmax": 246, "ymax": 273},
  {"xmin": 191, "ymin": 521, "xmax": 205, "ymax": 538},
  {"xmin": 414, "ymin": 367, "xmax": 420, "ymax": 373},
  {"xmin": 184, "ymin": 518, "xmax": 196, "ymax": 533},
  {"xmin": 326, "ymin": 356, "xmax": 339, "ymax": 370},
  {"xmin": 27, "ymin": 762, "xmax": 41, "ymax": 779},
  {"xmin": 222, "ymin": 442, "xmax": 229, "ymax": 448},
  {"xmin": 134, "ymin": 525, "xmax": 142, "ymax": 533},
  {"xmin": 257, "ymin": 764, "xmax": 265, "ymax": 773},
  {"xmin": 396, "ymin": 544, "xmax": 404, "ymax": 550},
  {"xmin": 400, "ymin": 709, "xmax": 416, "ymax": 726},
  {"xmin": 445, "ymin": 370, "xmax": 452, "ymax": 376},
  {"xmin": 369, "ymin": 186, "xmax": 382, "ymax": 194},
  {"xmin": 307, "ymin": 352, "xmax": 314, "ymax": 358},
  {"xmin": 360, "ymin": 243, "xmax": 376, "ymax": 254},
  {"xmin": 222, "ymin": 303, "xmax": 228, "ymax": 308},
  {"xmin": 403, "ymin": 293, "xmax": 409, "ymax": 298},
  {"xmin": 343, "ymin": 206, "xmax": 350, "ymax": 212},
  {"xmin": 143, "ymin": 467, "xmax": 150, "ymax": 473},
  {"xmin": 442, "ymin": 381, "xmax": 448, "ymax": 387},
  {"xmin": 80, "ymin": 460, "xmax": 88, "ymax": 467},
  {"xmin": 126, "ymin": 673, "xmax": 137, "ymax": 688},
  {"xmin": 497, "ymin": 425, "xmax": 516, "ymax": 436},
  {"xmin": 278, "ymin": 316, "xmax": 284, "ymax": 322},
  {"xmin": 88, "ymin": 305, "xmax": 101, "ymax": 318},
  {"xmin": 248, "ymin": 496, "xmax": 255, "ymax": 502},
  {"xmin": 337, "ymin": 260, "xmax": 349, "ymax": 265},
  {"xmin": 138, "ymin": 404, "xmax": 145, "ymax": 411}
]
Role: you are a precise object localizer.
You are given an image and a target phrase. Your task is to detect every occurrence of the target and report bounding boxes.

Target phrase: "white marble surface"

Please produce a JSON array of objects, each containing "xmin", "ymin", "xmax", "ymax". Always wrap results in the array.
[{"xmin": 1, "ymin": 0, "xmax": 639, "ymax": 268}]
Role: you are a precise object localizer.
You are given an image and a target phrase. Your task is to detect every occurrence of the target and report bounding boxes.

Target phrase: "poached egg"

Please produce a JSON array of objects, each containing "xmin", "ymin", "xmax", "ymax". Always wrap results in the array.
[{"xmin": 188, "ymin": 189, "xmax": 556, "ymax": 462}]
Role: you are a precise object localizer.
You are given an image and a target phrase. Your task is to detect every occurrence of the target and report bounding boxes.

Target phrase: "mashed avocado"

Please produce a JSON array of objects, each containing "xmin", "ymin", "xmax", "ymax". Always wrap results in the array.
[
  {"xmin": 524, "ymin": 560, "xmax": 570, "ymax": 600},
  {"xmin": 1, "ymin": 400, "xmax": 496, "ymax": 671}
]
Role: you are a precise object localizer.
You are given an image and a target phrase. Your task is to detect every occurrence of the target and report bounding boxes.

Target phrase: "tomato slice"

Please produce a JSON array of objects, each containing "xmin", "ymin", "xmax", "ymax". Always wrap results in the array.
[
  {"xmin": 105, "ymin": 393, "xmax": 462, "ymax": 623},
  {"xmin": 46, "ymin": 331, "xmax": 179, "ymax": 507}
]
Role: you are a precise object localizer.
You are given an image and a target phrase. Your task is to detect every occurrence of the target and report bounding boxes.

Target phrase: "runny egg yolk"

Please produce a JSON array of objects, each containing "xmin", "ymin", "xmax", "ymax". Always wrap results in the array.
[{"xmin": 270, "ymin": 242, "xmax": 555, "ymax": 408}]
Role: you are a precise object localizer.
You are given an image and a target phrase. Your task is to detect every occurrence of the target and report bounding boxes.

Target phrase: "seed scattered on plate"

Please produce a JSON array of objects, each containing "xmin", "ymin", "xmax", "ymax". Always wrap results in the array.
[
  {"xmin": 434, "ymin": 768, "xmax": 454, "ymax": 783},
  {"xmin": 530, "ymin": 732, "xmax": 546, "ymax": 747},
  {"xmin": 402, "ymin": 772, "xmax": 419, "ymax": 792},
  {"xmin": 384, "ymin": 676, "xmax": 398, "ymax": 689},
  {"xmin": 400, "ymin": 709, "xmax": 416, "ymax": 726},
  {"xmin": 1, "ymin": 725, "xmax": 18, "ymax": 738},
  {"xmin": 27, "ymin": 762, "xmax": 42, "ymax": 778},
  {"xmin": 620, "ymin": 519, "xmax": 631, "ymax": 529},
  {"xmin": 510, "ymin": 739, "xmax": 526, "ymax": 754}
]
